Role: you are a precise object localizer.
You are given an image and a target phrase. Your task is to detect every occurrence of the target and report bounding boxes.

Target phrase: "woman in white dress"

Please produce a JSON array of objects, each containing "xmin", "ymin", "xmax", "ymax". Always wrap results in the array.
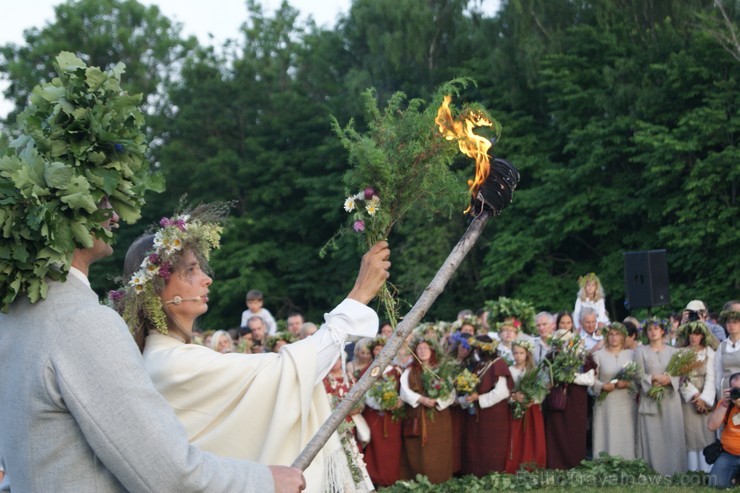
[
  {"xmin": 678, "ymin": 321, "xmax": 717, "ymax": 473},
  {"xmin": 110, "ymin": 205, "xmax": 391, "ymax": 493},
  {"xmin": 634, "ymin": 318, "xmax": 687, "ymax": 475}
]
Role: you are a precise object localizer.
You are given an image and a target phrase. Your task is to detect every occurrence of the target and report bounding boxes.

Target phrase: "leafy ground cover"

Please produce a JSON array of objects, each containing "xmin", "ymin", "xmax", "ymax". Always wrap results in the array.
[{"xmin": 379, "ymin": 454, "xmax": 718, "ymax": 492}]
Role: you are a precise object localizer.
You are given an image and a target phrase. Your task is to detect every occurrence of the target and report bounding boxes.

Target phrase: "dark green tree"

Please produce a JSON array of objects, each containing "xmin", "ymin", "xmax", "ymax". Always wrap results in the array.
[{"xmin": 0, "ymin": 0, "xmax": 196, "ymax": 125}]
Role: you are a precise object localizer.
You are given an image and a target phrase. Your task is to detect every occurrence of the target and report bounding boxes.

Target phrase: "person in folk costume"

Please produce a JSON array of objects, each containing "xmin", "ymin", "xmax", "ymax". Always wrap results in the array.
[
  {"xmin": 347, "ymin": 337, "xmax": 374, "ymax": 380},
  {"xmin": 322, "ymin": 355, "xmax": 375, "ymax": 492},
  {"xmin": 110, "ymin": 206, "xmax": 391, "ymax": 493},
  {"xmin": 573, "ymin": 272, "xmax": 609, "ymax": 331},
  {"xmin": 543, "ymin": 326, "xmax": 596, "ymax": 469},
  {"xmin": 460, "ymin": 334, "xmax": 513, "ymax": 476},
  {"xmin": 634, "ymin": 317, "xmax": 687, "ymax": 475},
  {"xmin": 505, "ymin": 339, "xmax": 546, "ymax": 473},
  {"xmin": 362, "ymin": 336, "xmax": 404, "ymax": 487},
  {"xmin": 677, "ymin": 321, "xmax": 717, "ymax": 473},
  {"xmin": 591, "ymin": 322, "xmax": 638, "ymax": 460},
  {"xmin": 446, "ymin": 329, "xmax": 478, "ymax": 475},
  {"xmin": 715, "ymin": 305, "xmax": 740, "ymax": 398},
  {"xmin": 399, "ymin": 336, "xmax": 456, "ymax": 483}
]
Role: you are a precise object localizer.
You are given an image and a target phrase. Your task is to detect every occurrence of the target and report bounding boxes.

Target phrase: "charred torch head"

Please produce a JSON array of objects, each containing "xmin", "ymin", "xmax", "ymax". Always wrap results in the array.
[
  {"xmin": 470, "ymin": 157, "xmax": 519, "ymax": 216},
  {"xmin": 435, "ymin": 95, "xmax": 518, "ymax": 217}
]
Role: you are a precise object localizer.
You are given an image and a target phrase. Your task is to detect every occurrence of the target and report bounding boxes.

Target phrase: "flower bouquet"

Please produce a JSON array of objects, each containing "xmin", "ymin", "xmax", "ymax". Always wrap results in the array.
[
  {"xmin": 511, "ymin": 368, "xmax": 549, "ymax": 419},
  {"xmin": 454, "ymin": 368, "xmax": 480, "ymax": 415},
  {"xmin": 647, "ymin": 348, "xmax": 701, "ymax": 406},
  {"xmin": 545, "ymin": 335, "xmax": 585, "ymax": 386},
  {"xmin": 421, "ymin": 367, "xmax": 454, "ymax": 418},
  {"xmin": 320, "ymin": 78, "xmax": 500, "ymax": 326},
  {"xmin": 596, "ymin": 361, "xmax": 640, "ymax": 403},
  {"xmin": 368, "ymin": 373, "xmax": 405, "ymax": 421}
]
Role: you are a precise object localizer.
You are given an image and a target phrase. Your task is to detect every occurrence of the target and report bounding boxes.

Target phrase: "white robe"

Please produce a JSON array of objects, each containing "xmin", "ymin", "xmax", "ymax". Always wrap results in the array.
[{"xmin": 144, "ymin": 299, "xmax": 378, "ymax": 493}]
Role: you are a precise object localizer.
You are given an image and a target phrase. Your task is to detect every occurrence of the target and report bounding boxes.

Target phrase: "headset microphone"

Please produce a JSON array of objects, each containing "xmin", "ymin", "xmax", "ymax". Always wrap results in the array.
[{"xmin": 165, "ymin": 296, "xmax": 202, "ymax": 305}]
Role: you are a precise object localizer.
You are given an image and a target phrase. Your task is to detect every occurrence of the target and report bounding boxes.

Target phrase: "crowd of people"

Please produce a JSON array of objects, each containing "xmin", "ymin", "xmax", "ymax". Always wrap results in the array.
[
  {"xmin": 185, "ymin": 272, "xmax": 740, "ymax": 488},
  {"xmin": 7, "ymin": 55, "xmax": 737, "ymax": 493}
]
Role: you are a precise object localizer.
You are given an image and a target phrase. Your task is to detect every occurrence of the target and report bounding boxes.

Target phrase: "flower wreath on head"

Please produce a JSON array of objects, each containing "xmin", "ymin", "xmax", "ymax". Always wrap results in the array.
[
  {"xmin": 108, "ymin": 202, "xmax": 229, "ymax": 336},
  {"xmin": 578, "ymin": 272, "xmax": 601, "ymax": 288},
  {"xmin": 468, "ymin": 336, "xmax": 498, "ymax": 356},
  {"xmin": 266, "ymin": 331, "xmax": 297, "ymax": 352},
  {"xmin": 512, "ymin": 339, "xmax": 535, "ymax": 354},
  {"xmin": 448, "ymin": 331, "xmax": 474, "ymax": 351},
  {"xmin": 720, "ymin": 310, "xmax": 740, "ymax": 324},
  {"xmin": 642, "ymin": 316, "xmax": 669, "ymax": 333},
  {"xmin": 452, "ymin": 315, "xmax": 480, "ymax": 333},
  {"xmin": 368, "ymin": 335, "xmax": 387, "ymax": 354},
  {"xmin": 679, "ymin": 321, "xmax": 719, "ymax": 350},
  {"xmin": 495, "ymin": 317, "xmax": 521, "ymax": 333},
  {"xmin": 409, "ymin": 332, "xmax": 442, "ymax": 354}
]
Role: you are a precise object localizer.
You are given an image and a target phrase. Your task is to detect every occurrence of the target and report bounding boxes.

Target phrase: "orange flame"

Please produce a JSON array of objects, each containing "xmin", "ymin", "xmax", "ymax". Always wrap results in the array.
[{"xmin": 435, "ymin": 95, "xmax": 493, "ymax": 211}]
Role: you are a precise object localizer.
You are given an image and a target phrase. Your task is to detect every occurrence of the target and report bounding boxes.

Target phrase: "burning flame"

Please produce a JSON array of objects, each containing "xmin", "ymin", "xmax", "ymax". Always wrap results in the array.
[{"xmin": 435, "ymin": 95, "xmax": 493, "ymax": 211}]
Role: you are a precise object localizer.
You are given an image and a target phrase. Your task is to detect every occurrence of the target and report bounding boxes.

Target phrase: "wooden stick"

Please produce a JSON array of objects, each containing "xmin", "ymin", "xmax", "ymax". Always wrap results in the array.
[{"xmin": 292, "ymin": 209, "xmax": 492, "ymax": 470}]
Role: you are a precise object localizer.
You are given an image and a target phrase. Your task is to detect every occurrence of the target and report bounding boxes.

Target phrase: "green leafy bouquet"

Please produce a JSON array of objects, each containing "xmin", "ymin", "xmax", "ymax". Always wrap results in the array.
[
  {"xmin": 0, "ymin": 52, "xmax": 162, "ymax": 312},
  {"xmin": 511, "ymin": 368, "xmax": 549, "ymax": 419},
  {"xmin": 368, "ymin": 373, "xmax": 405, "ymax": 421},
  {"xmin": 419, "ymin": 362, "xmax": 454, "ymax": 418},
  {"xmin": 545, "ymin": 336, "xmax": 585, "ymax": 385},
  {"xmin": 647, "ymin": 348, "xmax": 701, "ymax": 406},
  {"xmin": 596, "ymin": 361, "xmax": 640, "ymax": 403},
  {"xmin": 321, "ymin": 78, "xmax": 501, "ymax": 326}
]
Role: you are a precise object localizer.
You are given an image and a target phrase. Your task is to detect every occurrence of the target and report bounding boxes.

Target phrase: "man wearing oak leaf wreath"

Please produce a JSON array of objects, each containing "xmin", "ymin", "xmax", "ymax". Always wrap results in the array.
[{"xmin": 0, "ymin": 52, "xmax": 323, "ymax": 493}]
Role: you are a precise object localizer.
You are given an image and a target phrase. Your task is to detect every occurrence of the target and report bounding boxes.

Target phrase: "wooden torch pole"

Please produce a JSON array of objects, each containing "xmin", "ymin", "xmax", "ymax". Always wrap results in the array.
[{"xmin": 292, "ymin": 209, "xmax": 491, "ymax": 470}]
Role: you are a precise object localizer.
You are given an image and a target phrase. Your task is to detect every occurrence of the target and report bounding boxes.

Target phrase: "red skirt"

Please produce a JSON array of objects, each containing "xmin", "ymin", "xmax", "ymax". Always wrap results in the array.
[
  {"xmin": 362, "ymin": 407, "xmax": 402, "ymax": 486},
  {"xmin": 505, "ymin": 403, "xmax": 546, "ymax": 473}
]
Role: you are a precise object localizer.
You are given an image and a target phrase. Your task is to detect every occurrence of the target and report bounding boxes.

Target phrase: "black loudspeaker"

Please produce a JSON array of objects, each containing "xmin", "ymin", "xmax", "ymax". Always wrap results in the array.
[{"xmin": 623, "ymin": 249, "xmax": 670, "ymax": 309}]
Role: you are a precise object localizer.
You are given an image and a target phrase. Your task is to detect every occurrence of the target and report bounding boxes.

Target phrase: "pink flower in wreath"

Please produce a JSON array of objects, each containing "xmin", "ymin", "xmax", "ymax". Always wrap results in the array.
[{"xmin": 353, "ymin": 219, "xmax": 365, "ymax": 232}]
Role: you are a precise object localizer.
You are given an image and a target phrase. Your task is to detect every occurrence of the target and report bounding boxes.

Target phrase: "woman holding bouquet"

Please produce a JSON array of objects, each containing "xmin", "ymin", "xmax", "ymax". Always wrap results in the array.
[
  {"xmin": 592, "ymin": 322, "xmax": 637, "ymax": 460},
  {"xmin": 363, "ymin": 337, "xmax": 404, "ymax": 486},
  {"xmin": 544, "ymin": 329, "xmax": 596, "ymax": 469},
  {"xmin": 399, "ymin": 338, "xmax": 456, "ymax": 484},
  {"xmin": 505, "ymin": 340, "xmax": 546, "ymax": 473},
  {"xmin": 678, "ymin": 322, "xmax": 717, "ymax": 473},
  {"xmin": 634, "ymin": 318, "xmax": 687, "ymax": 475},
  {"xmin": 448, "ymin": 330, "xmax": 477, "ymax": 475},
  {"xmin": 461, "ymin": 335, "xmax": 513, "ymax": 476}
]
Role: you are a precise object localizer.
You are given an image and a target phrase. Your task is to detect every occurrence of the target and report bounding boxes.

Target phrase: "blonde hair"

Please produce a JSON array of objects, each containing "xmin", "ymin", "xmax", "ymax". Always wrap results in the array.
[
  {"xmin": 512, "ymin": 341, "xmax": 535, "ymax": 370},
  {"xmin": 577, "ymin": 273, "xmax": 605, "ymax": 301}
]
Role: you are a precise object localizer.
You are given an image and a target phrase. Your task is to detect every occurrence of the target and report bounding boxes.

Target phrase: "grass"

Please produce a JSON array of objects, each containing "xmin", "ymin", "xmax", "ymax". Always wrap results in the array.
[{"xmin": 377, "ymin": 454, "xmax": 720, "ymax": 492}]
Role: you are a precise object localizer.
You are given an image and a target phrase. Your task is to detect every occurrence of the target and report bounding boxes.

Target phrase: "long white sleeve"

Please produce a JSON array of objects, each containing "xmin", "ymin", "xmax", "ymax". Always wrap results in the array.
[
  {"xmin": 400, "ymin": 368, "xmax": 422, "ymax": 407},
  {"xmin": 478, "ymin": 376, "xmax": 510, "ymax": 409},
  {"xmin": 305, "ymin": 299, "xmax": 378, "ymax": 385},
  {"xmin": 701, "ymin": 348, "xmax": 717, "ymax": 406}
]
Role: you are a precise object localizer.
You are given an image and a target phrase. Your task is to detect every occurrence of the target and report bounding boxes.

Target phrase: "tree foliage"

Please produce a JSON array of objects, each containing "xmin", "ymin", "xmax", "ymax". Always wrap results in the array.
[{"xmin": 1, "ymin": 0, "xmax": 737, "ymax": 328}]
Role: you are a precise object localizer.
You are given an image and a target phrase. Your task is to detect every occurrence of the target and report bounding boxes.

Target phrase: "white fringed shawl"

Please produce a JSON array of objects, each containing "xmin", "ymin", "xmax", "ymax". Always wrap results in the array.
[{"xmin": 144, "ymin": 334, "xmax": 349, "ymax": 493}]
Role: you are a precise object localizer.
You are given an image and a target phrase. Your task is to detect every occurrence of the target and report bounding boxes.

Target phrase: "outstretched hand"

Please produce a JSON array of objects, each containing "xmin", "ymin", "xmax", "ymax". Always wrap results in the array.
[
  {"xmin": 269, "ymin": 465, "xmax": 306, "ymax": 493},
  {"xmin": 347, "ymin": 241, "xmax": 391, "ymax": 305}
]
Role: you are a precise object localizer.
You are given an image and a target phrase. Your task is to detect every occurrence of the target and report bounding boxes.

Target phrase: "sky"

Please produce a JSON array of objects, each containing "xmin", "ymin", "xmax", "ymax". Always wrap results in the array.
[{"xmin": 0, "ymin": 0, "xmax": 500, "ymax": 118}]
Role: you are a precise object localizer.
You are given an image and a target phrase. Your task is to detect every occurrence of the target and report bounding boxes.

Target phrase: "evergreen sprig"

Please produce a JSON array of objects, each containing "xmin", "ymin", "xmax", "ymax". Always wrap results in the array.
[{"xmin": 322, "ymin": 78, "xmax": 501, "ymax": 325}]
